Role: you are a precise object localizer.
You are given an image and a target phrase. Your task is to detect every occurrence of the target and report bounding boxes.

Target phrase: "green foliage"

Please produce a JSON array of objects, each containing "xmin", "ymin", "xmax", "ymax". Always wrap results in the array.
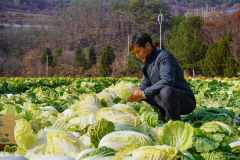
[
  {"xmin": 41, "ymin": 48, "xmax": 53, "ymax": 65},
  {"xmin": 167, "ymin": 0, "xmax": 240, "ymax": 6},
  {"xmin": 166, "ymin": 16, "xmax": 205, "ymax": 73},
  {"xmin": 88, "ymin": 118, "xmax": 115, "ymax": 147},
  {"xmin": 0, "ymin": 77, "xmax": 239, "ymax": 159},
  {"xmin": 126, "ymin": 52, "xmax": 142, "ymax": 74},
  {"xmin": 193, "ymin": 136, "xmax": 220, "ymax": 152},
  {"xmin": 3, "ymin": 145, "xmax": 18, "ymax": 153},
  {"xmin": 98, "ymin": 130, "xmax": 153, "ymax": 154},
  {"xmin": 78, "ymin": 146, "xmax": 116, "ymax": 159},
  {"xmin": 10, "ymin": 37, "xmax": 23, "ymax": 56},
  {"xmin": 140, "ymin": 109, "xmax": 159, "ymax": 127},
  {"xmin": 158, "ymin": 120, "xmax": 194, "ymax": 152},
  {"xmin": 87, "ymin": 46, "xmax": 96, "ymax": 67},
  {"xmin": 201, "ymin": 32, "xmax": 238, "ymax": 77},
  {"xmin": 128, "ymin": 0, "xmax": 171, "ymax": 26},
  {"xmin": 201, "ymin": 151, "xmax": 237, "ymax": 160},
  {"xmin": 52, "ymin": 48, "xmax": 62, "ymax": 67},
  {"xmin": 75, "ymin": 47, "xmax": 87, "ymax": 70},
  {"xmin": 99, "ymin": 43, "xmax": 115, "ymax": 76}
]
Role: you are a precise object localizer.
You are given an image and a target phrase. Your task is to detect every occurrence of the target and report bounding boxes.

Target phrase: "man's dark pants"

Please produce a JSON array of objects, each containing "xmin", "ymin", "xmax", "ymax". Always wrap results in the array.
[{"xmin": 144, "ymin": 86, "xmax": 196, "ymax": 122}]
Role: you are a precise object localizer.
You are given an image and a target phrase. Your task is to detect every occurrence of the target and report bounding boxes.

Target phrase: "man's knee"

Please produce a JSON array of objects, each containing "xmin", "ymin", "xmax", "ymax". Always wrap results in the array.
[{"xmin": 159, "ymin": 86, "xmax": 176, "ymax": 102}]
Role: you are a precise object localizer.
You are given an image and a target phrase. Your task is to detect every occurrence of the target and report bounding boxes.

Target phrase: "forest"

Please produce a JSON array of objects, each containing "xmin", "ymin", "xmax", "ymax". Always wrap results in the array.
[{"xmin": 0, "ymin": 0, "xmax": 239, "ymax": 77}]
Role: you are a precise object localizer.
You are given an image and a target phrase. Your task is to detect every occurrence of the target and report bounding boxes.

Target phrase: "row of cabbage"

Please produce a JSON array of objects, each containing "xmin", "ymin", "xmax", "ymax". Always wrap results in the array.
[{"xmin": 0, "ymin": 77, "xmax": 239, "ymax": 160}]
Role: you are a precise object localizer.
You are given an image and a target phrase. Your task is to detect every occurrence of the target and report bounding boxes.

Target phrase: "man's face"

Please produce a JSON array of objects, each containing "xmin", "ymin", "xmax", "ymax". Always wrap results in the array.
[{"xmin": 132, "ymin": 42, "xmax": 152, "ymax": 62}]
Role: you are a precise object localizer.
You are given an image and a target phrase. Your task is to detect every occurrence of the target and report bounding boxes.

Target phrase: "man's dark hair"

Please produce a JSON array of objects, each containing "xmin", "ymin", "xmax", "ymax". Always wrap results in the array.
[{"xmin": 130, "ymin": 32, "xmax": 154, "ymax": 51}]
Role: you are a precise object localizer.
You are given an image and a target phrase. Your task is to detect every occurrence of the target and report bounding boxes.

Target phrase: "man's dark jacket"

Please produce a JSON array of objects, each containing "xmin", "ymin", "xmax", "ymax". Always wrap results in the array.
[{"xmin": 139, "ymin": 47, "xmax": 195, "ymax": 99}]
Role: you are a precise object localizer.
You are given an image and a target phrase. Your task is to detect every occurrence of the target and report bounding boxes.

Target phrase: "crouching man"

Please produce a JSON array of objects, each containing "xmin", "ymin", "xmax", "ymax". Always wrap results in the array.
[{"xmin": 127, "ymin": 32, "xmax": 196, "ymax": 122}]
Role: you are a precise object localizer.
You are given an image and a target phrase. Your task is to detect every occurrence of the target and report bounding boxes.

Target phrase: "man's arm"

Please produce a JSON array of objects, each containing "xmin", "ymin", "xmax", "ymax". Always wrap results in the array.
[
  {"xmin": 143, "ymin": 55, "xmax": 176, "ymax": 99},
  {"xmin": 139, "ymin": 74, "xmax": 151, "ymax": 91}
]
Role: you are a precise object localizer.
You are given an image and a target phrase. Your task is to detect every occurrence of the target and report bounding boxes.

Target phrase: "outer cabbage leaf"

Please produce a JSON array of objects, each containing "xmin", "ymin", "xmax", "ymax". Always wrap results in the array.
[
  {"xmin": 229, "ymin": 140, "xmax": 240, "ymax": 154},
  {"xmin": 14, "ymin": 119, "xmax": 36, "ymax": 154},
  {"xmin": 139, "ymin": 101, "xmax": 155, "ymax": 114},
  {"xmin": 47, "ymin": 130, "xmax": 84, "ymax": 156},
  {"xmin": 77, "ymin": 146, "xmax": 116, "ymax": 160},
  {"xmin": 131, "ymin": 145, "xmax": 178, "ymax": 160},
  {"xmin": 114, "ymin": 82, "xmax": 134, "ymax": 100},
  {"xmin": 96, "ymin": 108, "xmax": 139, "ymax": 127},
  {"xmin": 0, "ymin": 104, "xmax": 16, "ymax": 115},
  {"xmin": 76, "ymin": 104, "xmax": 99, "ymax": 115},
  {"xmin": 194, "ymin": 128, "xmax": 226, "ymax": 142},
  {"xmin": 200, "ymin": 151, "xmax": 237, "ymax": 160},
  {"xmin": 158, "ymin": 120, "xmax": 194, "ymax": 152},
  {"xmin": 98, "ymin": 131, "xmax": 153, "ymax": 154},
  {"xmin": 68, "ymin": 112, "xmax": 97, "ymax": 131},
  {"xmin": 193, "ymin": 136, "xmax": 220, "ymax": 152},
  {"xmin": 79, "ymin": 134, "xmax": 91, "ymax": 149},
  {"xmin": 112, "ymin": 104, "xmax": 138, "ymax": 116},
  {"xmin": 96, "ymin": 92, "xmax": 114, "ymax": 106},
  {"xmin": 72, "ymin": 94, "xmax": 101, "ymax": 111},
  {"xmin": 88, "ymin": 119, "xmax": 115, "ymax": 147},
  {"xmin": 200, "ymin": 121, "xmax": 236, "ymax": 136},
  {"xmin": 149, "ymin": 126, "xmax": 163, "ymax": 142},
  {"xmin": 140, "ymin": 109, "xmax": 159, "ymax": 127},
  {"xmin": 127, "ymin": 102, "xmax": 142, "ymax": 112}
]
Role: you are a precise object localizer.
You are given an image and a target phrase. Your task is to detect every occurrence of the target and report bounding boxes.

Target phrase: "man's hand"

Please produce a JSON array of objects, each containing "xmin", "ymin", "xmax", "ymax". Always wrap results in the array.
[{"xmin": 127, "ymin": 86, "xmax": 144, "ymax": 102}]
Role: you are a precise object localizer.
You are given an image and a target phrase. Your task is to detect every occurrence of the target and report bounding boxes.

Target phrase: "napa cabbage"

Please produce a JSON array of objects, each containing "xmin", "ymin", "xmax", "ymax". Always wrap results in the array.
[
  {"xmin": 158, "ymin": 120, "xmax": 194, "ymax": 152},
  {"xmin": 88, "ymin": 119, "xmax": 115, "ymax": 147},
  {"xmin": 98, "ymin": 131, "xmax": 153, "ymax": 154},
  {"xmin": 47, "ymin": 130, "xmax": 84, "ymax": 157},
  {"xmin": 96, "ymin": 108, "xmax": 139, "ymax": 127},
  {"xmin": 114, "ymin": 82, "xmax": 134, "ymax": 100},
  {"xmin": 130, "ymin": 145, "xmax": 178, "ymax": 160},
  {"xmin": 14, "ymin": 119, "xmax": 36, "ymax": 154}
]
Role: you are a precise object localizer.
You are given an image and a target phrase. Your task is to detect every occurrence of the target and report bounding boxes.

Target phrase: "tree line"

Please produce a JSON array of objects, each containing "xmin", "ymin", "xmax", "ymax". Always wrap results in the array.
[
  {"xmin": 126, "ymin": 12, "xmax": 240, "ymax": 77},
  {"xmin": 0, "ymin": 0, "xmax": 239, "ymax": 77},
  {"xmin": 41, "ymin": 43, "xmax": 115, "ymax": 77}
]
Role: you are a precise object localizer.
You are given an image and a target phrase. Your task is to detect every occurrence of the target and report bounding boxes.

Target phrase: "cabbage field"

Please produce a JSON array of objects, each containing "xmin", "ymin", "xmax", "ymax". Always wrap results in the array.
[{"xmin": 0, "ymin": 77, "xmax": 240, "ymax": 160}]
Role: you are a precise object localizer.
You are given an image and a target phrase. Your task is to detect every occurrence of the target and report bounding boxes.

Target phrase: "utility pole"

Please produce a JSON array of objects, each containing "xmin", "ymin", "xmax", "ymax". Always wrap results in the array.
[
  {"xmin": 158, "ymin": 12, "xmax": 164, "ymax": 50},
  {"xmin": 46, "ymin": 55, "xmax": 48, "ymax": 77},
  {"xmin": 206, "ymin": 4, "xmax": 208, "ymax": 18},
  {"xmin": 126, "ymin": 34, "xmax": 130, "ymax": 67},
  {"xmin": 127, "ymin": 34, "xmax": 129, "ymax": 57}
]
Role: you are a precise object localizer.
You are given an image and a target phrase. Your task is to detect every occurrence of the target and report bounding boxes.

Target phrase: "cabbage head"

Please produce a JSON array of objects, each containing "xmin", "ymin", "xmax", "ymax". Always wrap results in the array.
[
  {"xmin": 88, "ymin": 119, "xmax": 115, "ymax": 147},
  {"xmin": 14, "ymin": 119, "xmax": 36, "ymax": 154},
  {"xmin": 114, "ymin": 82, "xmax": 134, "ymax": 100},
  {"xmin": 131, "ymin": 145, "xmax": 178, "ymax": 160},
  {"xmin": 98, "ymin": 131, "xmax": 153, "ymax": 154},
  {"xmin": 158, "ymin": 120, "xmax": 194, "ymax": 152},
  {"xmin": 47, "ymin": 130, "xmax": 84, "ymax": 156},
  {"xmin": 96, "ymin": 108, "xmax": 139, "ymax": 127},
  {"xmin": 112, "ymin": 104, "xmax": 138, "ymax": 116}
]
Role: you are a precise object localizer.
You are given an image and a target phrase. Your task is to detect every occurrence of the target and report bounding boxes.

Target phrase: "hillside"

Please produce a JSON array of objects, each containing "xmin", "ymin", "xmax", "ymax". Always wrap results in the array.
[
  {"xmin": 0, "ymin": 0, "xmax": 239, "ymax": 13},
  {"xmin": 0, "ymin": 0, "xmax": 239, "ymax": 77}
]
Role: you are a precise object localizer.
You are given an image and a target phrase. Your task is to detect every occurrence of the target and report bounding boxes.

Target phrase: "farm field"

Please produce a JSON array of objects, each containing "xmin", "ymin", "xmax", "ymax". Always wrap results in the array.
[{"xmin": 0, "ymin": 77, "xmax": 239, "ymax": 159}]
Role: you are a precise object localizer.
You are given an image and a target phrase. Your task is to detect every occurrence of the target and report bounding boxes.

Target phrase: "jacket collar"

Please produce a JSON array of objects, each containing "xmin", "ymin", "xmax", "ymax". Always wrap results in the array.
[
  {"xmin": 146, "ymin": 47, "xmax": 160, "ymax": 63},
  {"xmin": 141, "ymin": 47, "xmax": 160, "ymax": 69}
]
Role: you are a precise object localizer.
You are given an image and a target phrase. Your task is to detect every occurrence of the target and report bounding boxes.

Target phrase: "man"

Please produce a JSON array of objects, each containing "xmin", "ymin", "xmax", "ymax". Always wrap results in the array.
[{"xmin": 127, "ymin": 32, "xmax": 196, "ymax": 122}]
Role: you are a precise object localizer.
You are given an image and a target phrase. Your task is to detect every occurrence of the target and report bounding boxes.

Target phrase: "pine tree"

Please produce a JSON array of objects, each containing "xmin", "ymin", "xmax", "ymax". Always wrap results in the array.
[
  {"xmin": 41, "ymin": 48, "xmax": 53, "ymax": 65},
  {"xmin": 99, "ymin": 43, "xmax": 115, "ymax": 76},
  {"xmin": 52, "ymin": 48, "xmax": 62, "ymax": 67},
  {"xmin": 87, "ymin": 46, "xmax": 96, "ymax": 67},
  {"xmin": 126, "ymin": 51, "xmax": 142, "ymax": 74},
  {"xmin": 166, "ymin": 16, "xmax": 205, "ymax": 76},
  {"xmin": 75, "ymin": 47, "xmax": 87, "ymax": 70},
  {"xmin": 201, "ymin": 32, "xmax": 238, "ymax": 77}
]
